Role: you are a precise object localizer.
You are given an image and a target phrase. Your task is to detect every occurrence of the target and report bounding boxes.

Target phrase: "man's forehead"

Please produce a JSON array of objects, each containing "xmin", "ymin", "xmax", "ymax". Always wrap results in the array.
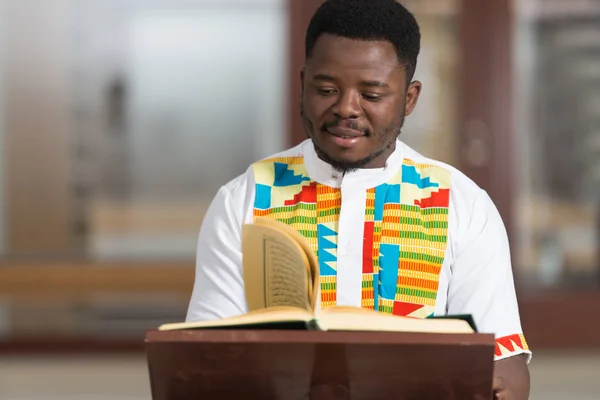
[{"xmin": 307, "ymin": 34, "xmax": 402, "ymax": 74}]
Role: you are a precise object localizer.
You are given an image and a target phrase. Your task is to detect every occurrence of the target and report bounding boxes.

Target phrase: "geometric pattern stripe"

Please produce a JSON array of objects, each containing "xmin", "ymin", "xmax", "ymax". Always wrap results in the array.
[
  {"xmin": 316, "ymin": 184, "xmax": 341, "ymax": 308},
  {"xmin": 362, "ymin": 159, "xmax": 451, "ymax": 318},
  {"xmin": 250, "ymin": 157, "xmax": 341, "ymax": 309},
  {"xmin": 495, "ymin": 334, "xmax": 530, "ymax": 360}
]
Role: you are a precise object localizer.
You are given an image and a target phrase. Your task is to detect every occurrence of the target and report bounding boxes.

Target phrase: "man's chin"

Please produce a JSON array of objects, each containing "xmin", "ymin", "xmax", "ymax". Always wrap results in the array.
[{"xmin": 314, "ymin": 147, "xmax": 372, "ymax": 172}]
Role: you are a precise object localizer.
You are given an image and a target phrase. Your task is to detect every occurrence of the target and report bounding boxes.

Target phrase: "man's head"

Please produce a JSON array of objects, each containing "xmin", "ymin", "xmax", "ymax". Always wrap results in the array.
[{"xmin": 301, "ymin": 0, "xmax": 422, "ymax": 172}]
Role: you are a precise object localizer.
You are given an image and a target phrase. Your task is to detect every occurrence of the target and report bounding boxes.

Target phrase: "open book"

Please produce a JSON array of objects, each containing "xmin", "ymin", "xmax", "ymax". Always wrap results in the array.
[{"xmin": 159, "ymin": 218, "xmax": 476, "ymax": 334}]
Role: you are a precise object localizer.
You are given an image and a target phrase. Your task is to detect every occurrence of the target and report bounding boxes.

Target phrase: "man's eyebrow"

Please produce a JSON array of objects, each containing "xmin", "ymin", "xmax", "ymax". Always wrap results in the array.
[
  {"xmin": 360, "ymin": 80, "xmax": 389, "ymax": 88},
  {"xmin": 312, "ymin": 74, "xmax": 389, "ymax": 89},
  {"xmin": 312, "ymin": 73, "xmax": 337, "ymax": 83}
]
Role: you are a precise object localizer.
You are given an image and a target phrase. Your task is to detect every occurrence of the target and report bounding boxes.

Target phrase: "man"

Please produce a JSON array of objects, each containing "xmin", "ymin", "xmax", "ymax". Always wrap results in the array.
[{"xmin": 186, "ymin": 0, "xmax": 531, "ymax": 398}]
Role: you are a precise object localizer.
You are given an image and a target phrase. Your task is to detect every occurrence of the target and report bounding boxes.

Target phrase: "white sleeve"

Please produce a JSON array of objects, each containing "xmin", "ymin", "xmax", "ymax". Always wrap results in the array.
[
  {"xmin": 185, "ymin": 179, "xmax": 250, "ymax": 322},
  {"xmin": 447, "ymin": 189, "xmax": 531, "ymax": 362}
]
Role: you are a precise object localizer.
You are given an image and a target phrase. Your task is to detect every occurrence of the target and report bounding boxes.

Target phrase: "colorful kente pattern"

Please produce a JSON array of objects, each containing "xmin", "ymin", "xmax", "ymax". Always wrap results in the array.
[
  {"xmin": 252, "ymin": 157, "xmax": 341, "ymax": 308},
  {"xmin": 495, "ymin": 334, "xmax": 530, "ymax": 359},
  {"xmin": 361, "ymin": 159, "xmax": 450, "ymax": 318},
  {"xmin": 252, "ymin": 156, "xmax": 450, "ymax": 316}
]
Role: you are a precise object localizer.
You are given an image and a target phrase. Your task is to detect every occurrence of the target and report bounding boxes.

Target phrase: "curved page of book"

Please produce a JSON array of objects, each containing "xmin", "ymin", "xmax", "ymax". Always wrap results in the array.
[
  {"xmin": 242, "ymin": 220, "xmax": 313, "ymax": 312},
  {"xmin": 251, "ymin": 218, "xmax": 320, "ymax": 308}
]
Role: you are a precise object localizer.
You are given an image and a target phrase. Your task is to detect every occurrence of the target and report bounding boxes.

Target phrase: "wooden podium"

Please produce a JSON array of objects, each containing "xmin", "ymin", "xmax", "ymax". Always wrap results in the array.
[{"xmin": 145, "ymin": 329, "xmax": 495, "ymax": 399}]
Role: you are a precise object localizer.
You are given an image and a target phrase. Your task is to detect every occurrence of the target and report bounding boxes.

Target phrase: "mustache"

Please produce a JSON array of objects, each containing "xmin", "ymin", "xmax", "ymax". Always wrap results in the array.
[
  {"xmin": 322, "ymin": 120, "xmax": 370, "ymax": 135},
  {"xmin": 300, "ymin": 101, "xmax": 372, "ymax": 136}
]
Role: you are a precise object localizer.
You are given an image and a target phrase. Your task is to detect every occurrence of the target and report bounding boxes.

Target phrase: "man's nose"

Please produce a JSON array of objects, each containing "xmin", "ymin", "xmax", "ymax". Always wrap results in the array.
[{"xmin": 332, "ymin": 91, "xmax": 362, "ymax": 119}]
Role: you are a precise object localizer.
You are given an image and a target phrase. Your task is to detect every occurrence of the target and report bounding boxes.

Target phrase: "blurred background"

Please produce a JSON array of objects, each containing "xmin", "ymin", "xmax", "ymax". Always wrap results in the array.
[{"xmin": 0, "ymin": 0, "xmax": 598, "ymax": 399}]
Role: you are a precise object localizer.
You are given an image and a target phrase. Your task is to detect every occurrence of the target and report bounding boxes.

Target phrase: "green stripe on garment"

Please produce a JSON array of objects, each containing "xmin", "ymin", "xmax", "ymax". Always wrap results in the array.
[
  {"xmin": 400, "ymin": 205, "xmax": 449, "ymax": 215},
  {"xmin": 378, "ymin": 304, "xmax": 394, "ymax": 313},
  {"xmin": 297, "ymin": 230, "xmax": 318, "ymax": 239},
  {"xmin": 399, "ymin": 251, "xmax": 445, "ymax": 265},
  {"xmin": 396, "ymin": 287, "xmax": 438, "ymax": 300},
  {"xmin": 399, "ymin": 217, "xmax": 448, "ymax": 230},
  {"xmin": 318, "ymin": 207, "xmax": 341, "ymax": 218},
  {"xmin": 276, "ymin": 215, "xmax": 317, "ymax": 225},
  {"xmin": 399, "ymin": 231, "xmax": 448, "ymax": 243}
]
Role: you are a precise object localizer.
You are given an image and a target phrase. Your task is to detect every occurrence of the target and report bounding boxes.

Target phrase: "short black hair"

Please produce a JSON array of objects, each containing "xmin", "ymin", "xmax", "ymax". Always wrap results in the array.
[{"xmin": 305, "ymin": 0, "xmax": 421, "ymax": 82}]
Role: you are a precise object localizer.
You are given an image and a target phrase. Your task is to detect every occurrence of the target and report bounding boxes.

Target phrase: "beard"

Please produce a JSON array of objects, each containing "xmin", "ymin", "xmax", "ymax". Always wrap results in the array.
[{"xmin": 300, "ymin": 102, "xmax": 404, "ymax": 173}]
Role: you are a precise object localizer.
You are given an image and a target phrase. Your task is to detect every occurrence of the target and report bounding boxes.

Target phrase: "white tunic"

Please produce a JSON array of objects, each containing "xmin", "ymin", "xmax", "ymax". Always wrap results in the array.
[{"xmin": 186, "ymin": 139, "xmax": 531, "ymax": 362}]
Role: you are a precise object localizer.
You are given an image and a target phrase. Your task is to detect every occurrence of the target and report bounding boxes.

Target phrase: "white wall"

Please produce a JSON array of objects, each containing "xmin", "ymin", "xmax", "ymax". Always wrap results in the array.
[{"xmin": 127, "ymin": 3, "xmax": 287, "ymax": 202}]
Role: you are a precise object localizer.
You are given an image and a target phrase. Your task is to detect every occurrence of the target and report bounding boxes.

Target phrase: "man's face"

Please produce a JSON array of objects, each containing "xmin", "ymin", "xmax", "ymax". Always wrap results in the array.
[{"xmin": 301, "ymin": 34, "xmax": 421, "ymax": 172}]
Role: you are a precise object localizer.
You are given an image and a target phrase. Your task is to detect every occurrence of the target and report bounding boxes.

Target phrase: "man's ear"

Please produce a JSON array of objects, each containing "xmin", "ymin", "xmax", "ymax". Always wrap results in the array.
[{"xmin": 404, "ymin": 80, "xmax": 422, "ymax": 117}]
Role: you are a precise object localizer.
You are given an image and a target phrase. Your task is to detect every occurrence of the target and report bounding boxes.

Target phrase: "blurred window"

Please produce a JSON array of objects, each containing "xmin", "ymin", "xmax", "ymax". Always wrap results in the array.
[
  {"xmin": 68, "ymin": 0, "xmax": 288, "ymax": 260},
  {"xmin": 513, "ymin": 0, "xmax": 600, "ymax": 288}
]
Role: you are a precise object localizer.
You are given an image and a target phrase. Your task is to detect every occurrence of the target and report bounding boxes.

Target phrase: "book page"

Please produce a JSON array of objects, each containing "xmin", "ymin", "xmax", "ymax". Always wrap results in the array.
[
  {"xmin": 242, "ymin": 222, "xmax": 312, "ymax": 312},
  {"xmin": 264, "ymin": 236, "xmax": 311, "ymax": 309},
  {"xmin": 252, "ymin": 218, "xmax": 320, "ymax": 309},
  {"xmin": 316, "ymin": 306, "xmax": 474, "ymax": 334},
  {"xmin": 158, "ymin": 307, "xmax": 313, "ymax": 331}
]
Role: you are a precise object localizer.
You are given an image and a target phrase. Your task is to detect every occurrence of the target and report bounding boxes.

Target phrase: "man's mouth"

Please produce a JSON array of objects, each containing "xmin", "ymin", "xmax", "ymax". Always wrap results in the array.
[
  {"xmin": 326, "ymin": 126, "xmax": 365, "ymax": 138},
  {"xmin": 325, "ymin": 127, "xmax": 365, "ymax": 147}
]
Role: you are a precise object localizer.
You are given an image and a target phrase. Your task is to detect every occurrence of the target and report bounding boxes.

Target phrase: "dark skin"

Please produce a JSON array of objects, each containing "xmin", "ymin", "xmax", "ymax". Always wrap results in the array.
[
  {"xmin": 301, "ymin": 33, "xmax": 530, "ymax": 398},
  {"xmin": 301, "ymin": 34, "xmax": 421, "ymax": 172},
  {"xmin": 494, "ymin": 354, "xmax": 530, "ymax": 399}
]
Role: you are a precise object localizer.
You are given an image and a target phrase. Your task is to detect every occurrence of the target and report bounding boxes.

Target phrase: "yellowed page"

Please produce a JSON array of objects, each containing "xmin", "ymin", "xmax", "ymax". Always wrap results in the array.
[
  {"xmin": 158, "ymin": 307, "xmax": 313, "ymax": 331},
  {"xmin": 253, "ymin": 218, "xmax": 320, "ymax": 309},
  {"xmin": 242, "ymin": 222, "xmax": 312, "ymax": 312},
  {"xmin": 316, "ymin": 306, "xmax": 474, "ymax": 334}
]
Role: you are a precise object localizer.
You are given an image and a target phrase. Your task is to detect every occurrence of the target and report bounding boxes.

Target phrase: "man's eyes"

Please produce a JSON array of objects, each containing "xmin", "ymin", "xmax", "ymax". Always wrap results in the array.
[
  {"xmin": 316, "ymin": 87, "xmax": 337, "ymax": 96},
  {"xmin": 361, "ymin": 94, "xmax": 382, "ymax": 102},
  {"xmin": 315, "ymin": 88, "xmax": 383, "ymax": 102}
]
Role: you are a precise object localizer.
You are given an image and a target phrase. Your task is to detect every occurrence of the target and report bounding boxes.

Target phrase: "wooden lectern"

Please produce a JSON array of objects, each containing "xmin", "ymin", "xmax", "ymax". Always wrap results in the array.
[{"xmin": 145, "ymin": 329, "xmax": 495, "ymax": 399}]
